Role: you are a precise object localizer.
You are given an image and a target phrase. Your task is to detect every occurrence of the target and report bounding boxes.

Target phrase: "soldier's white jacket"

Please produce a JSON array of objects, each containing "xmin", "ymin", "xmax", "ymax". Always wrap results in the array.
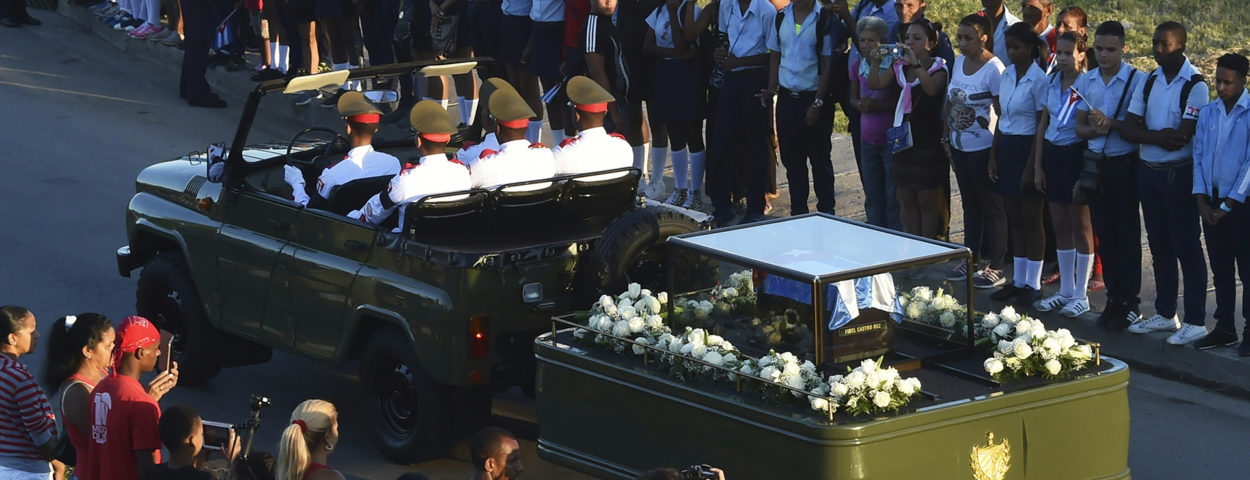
[
  {"xmin": 553, "ymin": 127, "xmax": 632, "ymax": 180},
  {"xmin": 470, "ymin": 139, "xmax": 557, "ymax": 191},
  {"xmin": 286, "ymin": 145, "xmax": 401, "ymax": 206},
  {"xmin": 351, "ymin": 153, "xmax": 472, "ymax": 226}
]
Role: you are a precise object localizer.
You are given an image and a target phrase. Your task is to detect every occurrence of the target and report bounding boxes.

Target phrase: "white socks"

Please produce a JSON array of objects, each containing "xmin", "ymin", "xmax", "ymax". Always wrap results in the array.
[
  {"xmin": 526, "ymin": 121, "xmax": 543, "ymax": 144},
  {"xmin": 650, "ymin": 146, "xmax": 668, "ymax": 184},
  {"xmin": 1013, "ymin": 257, "xmax": 1027, "ymax": 287},
  {"xmin": 269, "ymin": 42, "xmax": 279, "ymax": 70},
  {"xmin": 551, "ymin": 129, "xmax": 567, "ymax": 145},
  {"xmin": 1057, "ymin": 249, "xmax": 1076, "ymax": 298},
  {"xmin": 1025, "ymin": 259, "xmax": 1042, "ymax": 290},
  {"xmin": 277, "ymin": 45, "xmax": 289, "ymax": 73},
  {"xmin": 632, "ymin": 144, "xmax": 648, "ymax": 171},
  {"xmin": 1074, "ymin": 253, "xmax": 1094, "ymax": 300},
  {"xmin": 671, "ymin": 148, "xmax": 689, "ymax": 190},
  {"xmin": 690, "ymin": 150, "xmax": 706, "ymax": 191},
  {"xmin": 458, "ymin": 96, "xmax": 478, "ymax": 126}
]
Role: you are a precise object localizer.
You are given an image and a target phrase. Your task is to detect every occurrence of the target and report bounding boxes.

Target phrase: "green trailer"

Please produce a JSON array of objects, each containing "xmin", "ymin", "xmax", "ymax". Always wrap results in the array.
[{"xmin": 534, "ymin": 214, "xmax": 1131, "ymax": 479}]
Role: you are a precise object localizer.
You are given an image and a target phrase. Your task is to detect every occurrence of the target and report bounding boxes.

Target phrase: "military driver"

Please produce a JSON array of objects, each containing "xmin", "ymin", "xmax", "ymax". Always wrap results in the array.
[
  {"xmin": 350, "ymin": 100, "xmax": 473, "ymax": 227},
  {"xmin": 284, "ymin": 91, "xmax": 401, "ymax": 207}
]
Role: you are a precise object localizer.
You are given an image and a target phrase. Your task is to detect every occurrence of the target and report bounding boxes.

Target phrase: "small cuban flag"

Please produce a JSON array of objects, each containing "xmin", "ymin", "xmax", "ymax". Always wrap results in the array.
[
  {"xmin": 540, "ymin": 80, "xmax": 565, "ymax": 105},
  {"xmin": 1056, "ymin": 86, "xmax": 1087, "ymax": 125},
  {"xmin": 212, "ymin": 8, "xmax": 240, "ymax": 52}
]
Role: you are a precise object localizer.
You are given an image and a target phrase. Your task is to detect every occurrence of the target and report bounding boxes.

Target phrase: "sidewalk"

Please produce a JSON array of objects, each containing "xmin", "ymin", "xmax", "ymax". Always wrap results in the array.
[{"xmin": 52, "ymin": 2, "xmax": 1250, "ymax": 396}]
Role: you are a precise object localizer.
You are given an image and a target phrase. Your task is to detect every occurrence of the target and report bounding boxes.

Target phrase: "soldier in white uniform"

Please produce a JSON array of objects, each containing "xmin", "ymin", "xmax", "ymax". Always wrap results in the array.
[
  {"xmin": 470, "ymin": 86, "xmax": 557, "ymax": 191},
  {"xmin": 283, "ymin": 91, "xmax": 401, "ymax": 207},
  {"xmin": 456, "ymin": 77, "xmax": 511, "ymax": 168},
  {"xmin": 350, "ymin": 101, "xmax": 473, "ymax": 227},
  {"xmin": 553, "ymin": 76, "xmax": 633, "ymax": 180}
]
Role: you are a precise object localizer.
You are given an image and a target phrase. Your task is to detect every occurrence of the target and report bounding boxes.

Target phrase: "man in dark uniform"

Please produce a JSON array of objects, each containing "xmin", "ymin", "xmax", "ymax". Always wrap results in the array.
[{"xmin": 180, "ymin": 0, "xmax": 228, "ymax": 107}]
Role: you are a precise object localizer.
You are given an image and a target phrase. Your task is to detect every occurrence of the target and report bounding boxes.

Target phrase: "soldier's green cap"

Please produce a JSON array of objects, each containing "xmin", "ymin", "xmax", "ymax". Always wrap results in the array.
[
  {"xmin": 488, "ymin": 87, "xmax": 536, "ymax": 128},
  {"xmin": 337, "ymin": 91, "xmax": 382, "ymax": 123},
  {"xmin": 408, "ymin": 100, "xmax": 459, "ymax": 141},
  {"xmin": 566, "ymin": 76, "xmax": 614, "ymax": 112},
  {"xmin": 479, "ymin": 77, "xmax": 518, "ymax": 106}
]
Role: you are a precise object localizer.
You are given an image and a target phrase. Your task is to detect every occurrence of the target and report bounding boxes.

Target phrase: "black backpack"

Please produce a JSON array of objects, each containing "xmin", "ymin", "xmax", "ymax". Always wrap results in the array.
[
  {"xmin": 1140, "ymin": 71, "xmax": 1205, "ymax": 120},
  {"xmin": 773, "ymin": 7, "xmax": 832, "ymax": 74}
]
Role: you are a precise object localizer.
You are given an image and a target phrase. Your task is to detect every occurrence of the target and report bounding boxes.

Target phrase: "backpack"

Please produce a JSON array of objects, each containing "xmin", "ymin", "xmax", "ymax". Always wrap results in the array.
[
  {"xmin": 773, "ymin": 7, "xmax": 831, "ymax": 74},
  {"xmin": 1140, "ymin": 71, "xmax": 1205, "ymax": 120}
]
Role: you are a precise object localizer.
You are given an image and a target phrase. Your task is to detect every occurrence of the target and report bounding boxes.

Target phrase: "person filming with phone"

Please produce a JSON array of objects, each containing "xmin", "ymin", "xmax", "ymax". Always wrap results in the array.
[
  {"xmin": 84, "ymin": 316, "xmax": 180, "ymax": 480},
  {"xmin": 147, "ymin": 404, "xmax": 241, "ymax": 480}
]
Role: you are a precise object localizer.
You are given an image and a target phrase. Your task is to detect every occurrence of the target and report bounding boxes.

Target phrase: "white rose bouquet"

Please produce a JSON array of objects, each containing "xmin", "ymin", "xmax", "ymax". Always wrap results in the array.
[
  {"xmin": 824, "ymin": 358, "xmax": 923, "ymax": 416},
  {"xmin": 981, "ymin": 307, "xmax": 1093, "ymax": 381},
  {"xmin": 900, "ymin": 286, "xmax": 970, "ymax": 337}
]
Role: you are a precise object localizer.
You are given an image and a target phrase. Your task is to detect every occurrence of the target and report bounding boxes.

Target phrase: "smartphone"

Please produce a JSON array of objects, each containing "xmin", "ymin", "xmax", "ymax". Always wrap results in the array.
[
  {"xmin": 201, "ymin": 421, "xmax": 234, "ymax": 451},
  {"xmin": 157, "ymin": 329, "xmax": 174, "ymax": 372}
]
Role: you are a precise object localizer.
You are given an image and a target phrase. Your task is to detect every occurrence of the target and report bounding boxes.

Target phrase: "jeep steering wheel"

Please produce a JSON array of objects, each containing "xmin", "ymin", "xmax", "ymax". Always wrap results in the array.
[{"xmin": 285, "ymin": 127, "xmax": 349, "ymax": 168}]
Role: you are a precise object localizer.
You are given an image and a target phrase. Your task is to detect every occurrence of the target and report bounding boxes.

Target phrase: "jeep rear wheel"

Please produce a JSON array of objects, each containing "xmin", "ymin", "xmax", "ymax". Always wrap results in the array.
[
  {"xmin": 361, "ymin": 330, "xmax": 452, "ymax": 463},
  {"xmin": 135, "ymin": 252, "xmax": 221, "ymax": 384},
  {"xmin": 582, "ymin": 207, "xmax": 705, "ymax": 297}
]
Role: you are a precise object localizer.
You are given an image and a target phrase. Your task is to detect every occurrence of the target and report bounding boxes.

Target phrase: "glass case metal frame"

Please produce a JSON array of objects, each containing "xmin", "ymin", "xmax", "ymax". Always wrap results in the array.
[{"xmin": 665, "ymin": 213, "xmax": 977, "ymax": 367}]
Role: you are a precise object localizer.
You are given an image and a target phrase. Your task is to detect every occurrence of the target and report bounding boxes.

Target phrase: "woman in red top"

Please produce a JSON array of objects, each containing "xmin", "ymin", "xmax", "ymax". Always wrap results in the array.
[
  {"xmin": 0, "ymin": 305, "xmax": 58, "ymax": 479},
  {"xmin": 41, "ymin": 313, "xmax": 115, "ymax": 480},
  {"xmin": 276, "ymin": 399, "xmax": 343, "ymax": 480}
]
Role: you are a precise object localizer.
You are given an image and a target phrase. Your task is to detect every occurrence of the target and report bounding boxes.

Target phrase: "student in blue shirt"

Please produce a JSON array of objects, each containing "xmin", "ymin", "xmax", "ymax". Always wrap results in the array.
[
  {"xmin": 1115, "ymin": 22, "xmax": 1210, "ymax": 346},
  {"xmin": 1073, "ymin": 20, "xmax": 1145, "ymax": 332},
  {"xmin": 1032, "ymin": 31, "xmax": 1095, "ymax": 317},
  {"xmin": 1190, "ymin": 53, "xmax": 1250, "ymax": 355},
  {"xmin": 762, "ymin": 0, "xmax": 838, "ymax": 216},
  {"xmin": 987, "ymin": 22, "xmax": 1048, "ymax": 307},
  {"xmin": 706, "ymin": 0, "xmax": 776, "ymax": 226}
]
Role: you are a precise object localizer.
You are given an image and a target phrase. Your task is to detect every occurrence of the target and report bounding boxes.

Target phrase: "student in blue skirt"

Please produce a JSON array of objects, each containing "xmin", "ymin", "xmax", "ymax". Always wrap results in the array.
[
  {"xmin": 987, "ymin": 22, "xmax": 1047, "ymax": 306},
  {"xmin": 1032, "ymin": 31, "xmax": 1095, "ymax": 317},
  {"xmin": 644, "ymin": 0, "xmax": 713, "ymax": 210}
]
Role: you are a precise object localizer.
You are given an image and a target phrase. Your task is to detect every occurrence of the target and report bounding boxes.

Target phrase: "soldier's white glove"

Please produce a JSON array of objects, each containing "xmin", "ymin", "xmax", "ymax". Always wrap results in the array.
[{"xmin": 284, "ymin": 165, "xmax": 310, "ymax": 206}]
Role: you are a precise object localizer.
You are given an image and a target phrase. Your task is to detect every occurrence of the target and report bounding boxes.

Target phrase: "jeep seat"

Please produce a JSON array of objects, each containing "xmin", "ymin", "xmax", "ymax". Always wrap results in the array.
[
  {"xmin": 490, "ymin": 178, "xmax": 569, "ymax": 232},
  {"xmin": 560, "ymin": 167, "xmax": 640, "ymax": 229},
  {"xmin": 405, "ymin": 189, "xmax": 491, "ymax": 235},
  {"xmin": 326, "ymin": 175, "xmax": 393, "ymax": 215}
]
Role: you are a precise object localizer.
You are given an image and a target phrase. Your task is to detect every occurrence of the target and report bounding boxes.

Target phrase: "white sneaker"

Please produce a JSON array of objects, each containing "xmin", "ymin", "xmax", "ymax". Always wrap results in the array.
[
  {"xmin": 1166, "ymin": 324, "xmax": 1209, "ymax": 345},
  {"xmin": 643, "ymin": 180, "xmax": 666, "ymax": 200},
  {"xmin": 1058, "ymin": 298, "xmax": 1090, "ymax": 318},
  {"xmin": 664, "ymin": 188, "xmax": 687, "ymax": 206},
  {"xmin": 1034, "ymin": 293, "xmax": 1068, "ymax": 312},
  {"xmin": 1127, "ymin": 313, "xmax": 1181, "ymax": 334}
]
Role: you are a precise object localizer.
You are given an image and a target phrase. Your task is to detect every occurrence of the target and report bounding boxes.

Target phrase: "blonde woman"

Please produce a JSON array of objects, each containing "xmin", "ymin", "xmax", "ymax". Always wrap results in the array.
[{"xmin": 276, "ymin": 400, "xmax": 343, "ymax": 480}]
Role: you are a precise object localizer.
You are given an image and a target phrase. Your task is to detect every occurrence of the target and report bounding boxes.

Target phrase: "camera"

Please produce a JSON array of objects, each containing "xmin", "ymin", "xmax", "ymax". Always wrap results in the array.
[
  {"xmin": 680, "ymin": 464, "xmax": 717, "ymax": 480},
  {"xmin": 250, "ymin": 395, "xmax": 271, "ymax": 411}
]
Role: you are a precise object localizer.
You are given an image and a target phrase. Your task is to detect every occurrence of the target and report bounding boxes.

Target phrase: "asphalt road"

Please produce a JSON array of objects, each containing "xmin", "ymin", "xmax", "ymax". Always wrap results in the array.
[{"xmin": 2, "ymin": 12, "xmax": 1249, "ymax": 480}]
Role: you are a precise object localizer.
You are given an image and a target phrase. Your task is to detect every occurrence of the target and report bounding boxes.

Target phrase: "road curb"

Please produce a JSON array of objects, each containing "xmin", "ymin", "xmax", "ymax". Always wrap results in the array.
[{"xmin": 55, "ymin": 0, "xmax": 261, "ymax": 106}]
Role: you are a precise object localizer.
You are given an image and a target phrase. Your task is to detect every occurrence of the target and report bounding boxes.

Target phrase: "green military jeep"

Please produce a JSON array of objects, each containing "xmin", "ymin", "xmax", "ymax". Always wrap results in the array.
[{"xmin": 115, "ymin": 60, "xmax": 705, "ymax": 463}]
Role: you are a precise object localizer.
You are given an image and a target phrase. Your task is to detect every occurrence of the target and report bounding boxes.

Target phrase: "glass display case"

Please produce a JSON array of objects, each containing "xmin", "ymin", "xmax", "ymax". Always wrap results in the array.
[{"xmin": 665, "ymin": 213, "xmax": 976, "ymax": 370}]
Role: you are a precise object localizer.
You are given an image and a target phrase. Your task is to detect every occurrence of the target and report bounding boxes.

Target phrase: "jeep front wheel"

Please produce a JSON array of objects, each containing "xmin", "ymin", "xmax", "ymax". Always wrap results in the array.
[
  {"xmin": 135, "ymin": 252, "xmax": 221, "ymax": 384},
  {"xmin": 361, "ymin": 329, "xmax": 452, "ymax": 463}
]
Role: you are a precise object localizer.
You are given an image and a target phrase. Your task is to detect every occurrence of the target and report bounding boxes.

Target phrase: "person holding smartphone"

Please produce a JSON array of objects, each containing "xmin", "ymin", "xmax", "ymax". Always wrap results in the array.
[
  {"xmin": 85, "ymin": 316, "xmax": 179, "ymax": 480},
  {"xmin": 148, "ymin": 405, "xmax": 240, "ymax": 480}
]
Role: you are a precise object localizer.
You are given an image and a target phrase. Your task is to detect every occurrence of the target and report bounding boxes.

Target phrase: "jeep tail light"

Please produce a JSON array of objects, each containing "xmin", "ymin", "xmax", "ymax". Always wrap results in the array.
[{"xmin": 469, "ymin": 315, "xmax": 489, "ymax": 359}]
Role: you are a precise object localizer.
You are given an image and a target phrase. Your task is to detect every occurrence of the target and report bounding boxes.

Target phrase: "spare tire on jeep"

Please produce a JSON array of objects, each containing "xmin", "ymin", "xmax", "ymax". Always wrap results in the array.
[{"xmin": 579, "ymin": 207, "xmax": 705, "ymax": 299}]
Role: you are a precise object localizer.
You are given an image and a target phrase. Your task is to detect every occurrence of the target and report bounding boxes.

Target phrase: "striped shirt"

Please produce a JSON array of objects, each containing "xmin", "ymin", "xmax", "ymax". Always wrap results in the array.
[{"xmin": 0, "ymin": 356, "xmax": 56, "ymax": 461}]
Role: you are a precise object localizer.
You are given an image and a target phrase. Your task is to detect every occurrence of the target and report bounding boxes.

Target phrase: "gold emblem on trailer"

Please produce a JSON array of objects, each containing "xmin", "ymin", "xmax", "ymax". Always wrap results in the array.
[{"xmin": 970, "ymin": 432, "xmax": 1011, "ymax": 480}]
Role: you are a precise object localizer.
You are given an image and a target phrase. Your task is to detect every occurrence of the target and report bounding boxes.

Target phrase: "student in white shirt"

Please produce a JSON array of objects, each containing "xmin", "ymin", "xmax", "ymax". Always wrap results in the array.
[
  {"xmin": 1190, "ymin": 53, "xmax": 1250, "ymax": 355},
  {"xmin": 765, "ymin": 0, "xmax": 837, "ymax": 217},
  {"xmin": 1115, "ymin": 21, "xmax": 1210, "ymax": 346},
  {"xmin": 1032, "ymin": 31, "xmax": 1096, "ymax": 317},
  {"xmin": 978, "ymin": 0, "xmax": 1020, "ymax": 64},
  {"xmin": 987, "ymin": 22, "xmax": 1048, "ymax": 307},
  {"xmin": 706, "ymin": 0, "xmax": 776, "ymax": 227},
  {"xmin": 943, "ymin": 13, "xmax": 1007, "ymax": 288},
  {"xmin": 1073, "ymin": 20, "xmax": 1146, "ymax": 332}
]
